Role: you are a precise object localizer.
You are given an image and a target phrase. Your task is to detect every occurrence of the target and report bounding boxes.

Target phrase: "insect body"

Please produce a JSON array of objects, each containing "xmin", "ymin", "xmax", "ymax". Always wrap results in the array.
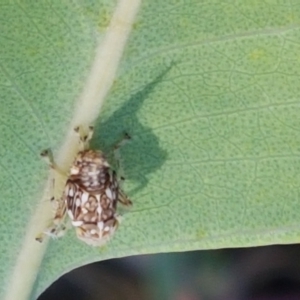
[{"xmin": 37, "ymin": 126, "xmax": 132, "ymax": 246}]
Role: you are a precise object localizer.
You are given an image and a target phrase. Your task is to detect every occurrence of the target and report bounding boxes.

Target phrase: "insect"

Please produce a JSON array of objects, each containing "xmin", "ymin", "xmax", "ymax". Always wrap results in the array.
[{"xmin": 36, "ymin": 125, "xmax": 132, "ymax": 246}]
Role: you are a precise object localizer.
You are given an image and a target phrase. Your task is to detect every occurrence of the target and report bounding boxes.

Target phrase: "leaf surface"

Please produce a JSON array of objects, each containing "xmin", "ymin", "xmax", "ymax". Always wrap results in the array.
[{"xmin": 1, "ymin": 1, "xmax": 300, "ymax": 299}]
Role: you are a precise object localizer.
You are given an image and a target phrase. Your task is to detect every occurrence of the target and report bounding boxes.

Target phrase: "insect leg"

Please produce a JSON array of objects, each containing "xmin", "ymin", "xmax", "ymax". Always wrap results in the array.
[
  {"xmin": 36, "ymin": 150, "xmax": 69, "ymax": 242},
  {"xmin": 112, "ymin": 134, "xmax": 132, "ymax": 207},
  {"xmin": 35, "ymin": 197, "xmax": 68, "ymax": 242},
  {"xmin": 40, "ymin": 149, "xmax": 67, "ymax": 177},
  {"xmin": 113, "ymin": 132, "xmax": 131, "ymax": 176}
]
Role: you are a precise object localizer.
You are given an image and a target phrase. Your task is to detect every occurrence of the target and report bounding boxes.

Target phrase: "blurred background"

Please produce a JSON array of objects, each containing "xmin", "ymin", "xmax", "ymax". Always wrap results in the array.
[{"xmin": 38, "ymin": 244, "xmax": 300, "ymax": 300}]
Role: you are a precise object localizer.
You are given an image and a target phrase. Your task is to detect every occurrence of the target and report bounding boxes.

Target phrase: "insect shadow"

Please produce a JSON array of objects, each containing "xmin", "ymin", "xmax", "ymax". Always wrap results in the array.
[{"xmin": 91, "ymin": 65, "xmax": 173, "ymax": 195}]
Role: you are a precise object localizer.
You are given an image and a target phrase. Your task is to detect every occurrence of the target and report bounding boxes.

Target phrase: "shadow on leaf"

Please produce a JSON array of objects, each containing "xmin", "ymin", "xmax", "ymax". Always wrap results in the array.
[{"xmin": 91, "ymin": 66, "xmax": 173, "ymax": 194}]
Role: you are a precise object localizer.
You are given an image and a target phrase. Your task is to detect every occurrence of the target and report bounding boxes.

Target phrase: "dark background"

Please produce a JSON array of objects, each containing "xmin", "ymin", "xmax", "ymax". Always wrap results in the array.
[{"xmin": 38, "ymin": 244, "xmax": 300, "ymax": 300}]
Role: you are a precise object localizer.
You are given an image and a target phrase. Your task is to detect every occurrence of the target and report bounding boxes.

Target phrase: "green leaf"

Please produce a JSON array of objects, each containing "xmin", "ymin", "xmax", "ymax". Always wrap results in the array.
[{"xmin": 2, "ymin": 0, "xmax": 300, "ymax": 299}]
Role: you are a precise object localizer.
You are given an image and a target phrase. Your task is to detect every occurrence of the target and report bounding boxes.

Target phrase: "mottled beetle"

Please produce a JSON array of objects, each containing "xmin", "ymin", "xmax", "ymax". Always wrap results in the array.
[{"xmin": 37, "ymin": 126, "xmax": 132, "ymax": 246}]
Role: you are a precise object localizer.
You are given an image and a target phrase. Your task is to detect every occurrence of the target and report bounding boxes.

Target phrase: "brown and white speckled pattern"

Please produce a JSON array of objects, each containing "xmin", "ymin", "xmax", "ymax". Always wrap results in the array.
[
  {"xmin": 64, "ymin": 149, "xmax": 125, "ymax": 246},
  {"xmin": 39, "ymin": 126, "xmax": 132, "ymax": 246}
]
